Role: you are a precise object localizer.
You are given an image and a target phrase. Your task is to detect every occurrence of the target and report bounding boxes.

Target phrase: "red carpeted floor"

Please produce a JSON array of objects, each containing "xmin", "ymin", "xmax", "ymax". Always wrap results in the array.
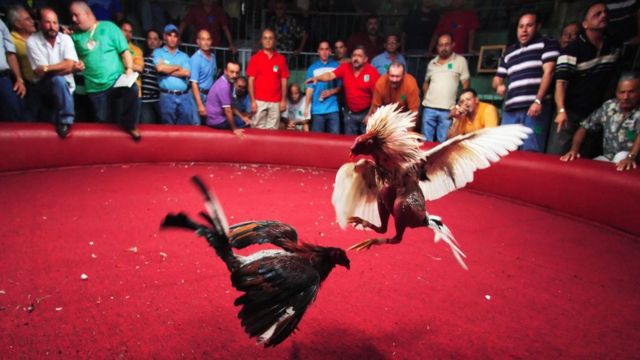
[{"xmin": 1, "ymin": 163, "xmax": 639, "ymax": 359}]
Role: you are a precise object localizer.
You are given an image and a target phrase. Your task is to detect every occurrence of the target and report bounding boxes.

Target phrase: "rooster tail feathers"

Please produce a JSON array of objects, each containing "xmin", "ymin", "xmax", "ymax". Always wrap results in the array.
[
  {"xmin": 427, "ymin": 215, "xmax": 468, "ymax": 270},
  {"xmin": 161, "ymin": 212, "xmax": 203, "ymax": 231},
  {"xmin": 194, "ymin": 176, "xmax": 240, "ymax": 271},
  {"xmin": 191, "ymin": 176, "xmax": 230, "ymax": 235}
]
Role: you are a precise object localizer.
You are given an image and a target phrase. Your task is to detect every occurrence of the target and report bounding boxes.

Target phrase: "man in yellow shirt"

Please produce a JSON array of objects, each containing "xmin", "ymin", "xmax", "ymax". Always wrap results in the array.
[
  {"xmin": 119, "ymin": 20, "xmax": 143, "ymax": 95},
  {"xmin": 7, "ymin": 4, "xmax": 36, "ymax": 120},
  {"xmin": 447, "ymin": 88, "xmax": 498, "ymax": 138}
]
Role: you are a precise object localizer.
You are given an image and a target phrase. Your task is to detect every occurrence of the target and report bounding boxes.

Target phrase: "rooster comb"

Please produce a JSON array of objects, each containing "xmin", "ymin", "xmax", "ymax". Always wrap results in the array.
[{"xmin": 365, "ymin": 104, "xmax": 424, "ymax": 166}]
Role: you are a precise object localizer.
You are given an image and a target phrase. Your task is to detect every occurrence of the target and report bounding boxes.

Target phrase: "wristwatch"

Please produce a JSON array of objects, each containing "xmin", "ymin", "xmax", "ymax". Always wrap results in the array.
[
  {"xmin": 533, "ymin": 98, "xmax": 541, "ymax": 105},
  {"xmin": 43, "ymin": 65, "xmax": 49, "ymax": 73},
  {"xmin": 558, "ymin": 108, "xmax": 565, "ymax": 113},
  {"xmin": 628, "ymin": 152, "xmax": 637, "ymax": 160}
]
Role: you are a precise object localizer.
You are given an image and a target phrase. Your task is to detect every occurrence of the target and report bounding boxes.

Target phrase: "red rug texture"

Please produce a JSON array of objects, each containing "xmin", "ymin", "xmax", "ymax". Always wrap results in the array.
[{"xmin": 1, "ymin": 163, "xmax": 639, "ymax": 359}]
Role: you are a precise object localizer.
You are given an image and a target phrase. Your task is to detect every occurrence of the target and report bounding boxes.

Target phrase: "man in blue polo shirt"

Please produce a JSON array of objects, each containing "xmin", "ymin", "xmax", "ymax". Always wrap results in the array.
[
  {"xmin": 370, "ymin": 34, "xmax": 407, "ymax": 76},
  {"xmin": 304, "ymin": 40, "xmax": 341, "ymax": 133},
  {"xmin": 190, "ymin": 29, "xmax": 217, "ymax": 124},
  {"xmin": 153, "ymin": 24, "xmax": 195, "ymax": 125},
  {"xmin": 493, "ymin": 11, "xmax": 560, "ymax": 152}
]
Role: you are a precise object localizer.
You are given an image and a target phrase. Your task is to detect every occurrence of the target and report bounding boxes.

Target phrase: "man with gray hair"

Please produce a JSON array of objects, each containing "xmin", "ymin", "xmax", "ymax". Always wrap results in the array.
[
  {"xmin": 560, "ymin": 73, "xmax": 639, "ymax": 171},
  {"xmin": 7, "ymin": 4, "xmax": 36, "ymax": 120},
  {"xmin": 27, "ymin": 7, "xmax": 84, "ymax": 138}
]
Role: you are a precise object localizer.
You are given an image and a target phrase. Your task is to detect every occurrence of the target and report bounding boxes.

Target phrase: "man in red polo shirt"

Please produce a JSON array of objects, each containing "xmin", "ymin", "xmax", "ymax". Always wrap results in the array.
[
  {"xmin": 247, "ymin": 29, "xmax": 289, "ymax": 129},
  {"xmin": 306, "ymin": 46, "xmax": 379, "ymax": 134}
]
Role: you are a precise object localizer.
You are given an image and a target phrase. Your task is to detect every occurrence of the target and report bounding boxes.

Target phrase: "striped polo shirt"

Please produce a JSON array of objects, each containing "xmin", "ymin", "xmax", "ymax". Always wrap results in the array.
[
  {"xmin": 141, "ymin": 55, "xmax": 159, "ymax": 103},
  {"xmin": 496, "ymin": 35, "xmax": 559, "ymax": 111},
  {"xmin": 555, "ymin": 33, "xmax": 622, "ymax": 118}
]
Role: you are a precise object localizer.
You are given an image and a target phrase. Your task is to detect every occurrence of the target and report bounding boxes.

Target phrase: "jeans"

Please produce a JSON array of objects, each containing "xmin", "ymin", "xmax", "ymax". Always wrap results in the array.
[
  {"xmin": 88, "ymin": 83, "xmax": 140, "ymax": 130},
  {"xmin": 501, "ymin": 102, "xmax": 552, "ymax": 152},
  {"xmin": 421, "ymin": 107, "xmax": 451, "ymax": 142},
  {"xmin": 140, "ymin": 101, "xmax": 161, "ymax": 124},
  {"xmin": 159, "ymin": 92, "xmax": 197, "ymax": 125},
  {"xmin": 0, "ymin": 74, "xmax": 23, "ymax": 121},
  {"xmin": 344, "ymin": 109, "xmax": 367, "ymax": 135},
  {"xmin": 311, "ymin": 112, "xmax": 340, "ymax": 134},
  {"xmin": 35, "ymin": 75, "xmax": 75, "ymax": 125}
]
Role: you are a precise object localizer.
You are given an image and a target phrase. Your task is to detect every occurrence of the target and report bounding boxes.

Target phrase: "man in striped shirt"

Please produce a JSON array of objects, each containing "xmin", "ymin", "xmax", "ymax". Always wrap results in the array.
[
  {"xmin": 549, "ymin": 2, "xmax": 622, "ymax": 156},
  {"xmin": 493, "ymin": 12, "xmax": 559, "ymax": 152}
]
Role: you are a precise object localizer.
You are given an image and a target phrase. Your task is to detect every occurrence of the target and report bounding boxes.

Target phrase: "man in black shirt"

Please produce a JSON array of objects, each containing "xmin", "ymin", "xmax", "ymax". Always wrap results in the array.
[{"xmin": 549, "ymin": 2, "xmax": 622, "ymax": 156}]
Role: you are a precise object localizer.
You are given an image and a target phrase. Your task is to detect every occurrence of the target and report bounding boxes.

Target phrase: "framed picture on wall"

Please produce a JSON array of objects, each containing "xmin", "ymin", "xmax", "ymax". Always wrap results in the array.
[{"xmin": 477, "ymin": 45, "xmax": 506, "ymax": 73}]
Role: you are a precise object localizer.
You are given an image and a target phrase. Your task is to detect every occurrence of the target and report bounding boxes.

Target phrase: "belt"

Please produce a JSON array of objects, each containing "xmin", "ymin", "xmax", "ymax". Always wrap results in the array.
[
  {"xmin": 199, "ymin": 88, "xmax": 209, "ymax": 95},
  {"xmin": 0, "ymin": 70, "xmax": 10, "ymax": 77},
  {"xmin": 160, "ymin": 89, "xmax": 189, "ymax": 95},
  {"xmin": 348, "ymin": 109, "xmax": 368, "ymax": 115}
]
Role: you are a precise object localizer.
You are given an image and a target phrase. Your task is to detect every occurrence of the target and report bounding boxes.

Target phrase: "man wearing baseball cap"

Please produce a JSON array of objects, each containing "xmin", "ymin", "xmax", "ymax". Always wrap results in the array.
[{"xmin": 152, "ymin": 24, "xmax": 196, "ymax": 125}]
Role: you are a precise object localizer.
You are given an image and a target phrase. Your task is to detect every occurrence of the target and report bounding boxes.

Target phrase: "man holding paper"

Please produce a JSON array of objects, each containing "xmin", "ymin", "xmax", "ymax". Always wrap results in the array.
[{"xmin": 69, "ymin": 1, "xmax": 141, "ymax": 141}]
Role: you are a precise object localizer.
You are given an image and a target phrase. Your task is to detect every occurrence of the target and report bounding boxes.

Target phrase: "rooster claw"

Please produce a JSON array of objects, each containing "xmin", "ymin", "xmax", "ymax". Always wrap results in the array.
[{"xmin": 348, "ymin": 238, "xmax": 385, "ymax": 251}]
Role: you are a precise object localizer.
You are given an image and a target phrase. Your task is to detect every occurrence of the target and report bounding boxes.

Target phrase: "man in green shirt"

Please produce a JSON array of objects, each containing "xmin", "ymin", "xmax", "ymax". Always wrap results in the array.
[{"xmin": 69, "ymin": 1, "xmax": 140, "ymax": 141}]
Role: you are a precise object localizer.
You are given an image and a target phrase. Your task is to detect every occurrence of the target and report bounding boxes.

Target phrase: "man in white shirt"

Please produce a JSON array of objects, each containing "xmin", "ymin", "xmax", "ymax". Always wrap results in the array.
[{"xmin": 27, "ymin": 7, "xmax": 84, "ymax": 138}]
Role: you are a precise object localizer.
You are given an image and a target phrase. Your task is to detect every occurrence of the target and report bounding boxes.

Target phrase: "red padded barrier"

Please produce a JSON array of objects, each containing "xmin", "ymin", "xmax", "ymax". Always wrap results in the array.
[{"xmin": 1, "ymin": 123, "xmax": 639, "ymax": 235}]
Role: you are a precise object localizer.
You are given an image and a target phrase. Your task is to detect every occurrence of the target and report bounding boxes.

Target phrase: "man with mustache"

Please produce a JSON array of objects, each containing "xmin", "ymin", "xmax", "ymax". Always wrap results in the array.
[{"xmin": 27, "ymin": 7, "xmax": 84, "ymax": 138}]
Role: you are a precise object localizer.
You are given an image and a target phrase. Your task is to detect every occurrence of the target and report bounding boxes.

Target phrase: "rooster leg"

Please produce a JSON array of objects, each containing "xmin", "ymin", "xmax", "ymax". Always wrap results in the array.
[
  {"xmin": 348, "ymin": 221, "xmax": 406, "ymax": 251},
  {"xmin": 347, "ymin": 198, "xmax": 391, "ymax": 233}
]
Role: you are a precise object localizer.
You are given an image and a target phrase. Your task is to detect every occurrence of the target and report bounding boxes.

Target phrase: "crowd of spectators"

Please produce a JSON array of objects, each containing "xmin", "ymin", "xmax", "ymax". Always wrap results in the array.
[{"xmin": 0, "ymin": 0, "xmax": 638, "ymax": 170}]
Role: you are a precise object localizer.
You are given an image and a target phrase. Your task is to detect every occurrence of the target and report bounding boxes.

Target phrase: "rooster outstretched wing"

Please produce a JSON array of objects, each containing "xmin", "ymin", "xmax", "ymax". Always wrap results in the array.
[
  {"xmin": 418, "ymin": 124, "xmax": 532, "ymax": 201},
  {"xmin": 332, "ymin": 159, "xmax": 381, "ymax": 229}
]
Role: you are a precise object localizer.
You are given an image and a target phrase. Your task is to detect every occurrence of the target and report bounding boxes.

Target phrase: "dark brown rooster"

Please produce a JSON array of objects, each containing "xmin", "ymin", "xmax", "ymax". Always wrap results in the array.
[
  {"xmin": 161, "ymin": 176, "xmax": 350, "ymax": 347},
  {"xmin": 332, "ymin": 104, "xmax": 531, "ymax": 269}
]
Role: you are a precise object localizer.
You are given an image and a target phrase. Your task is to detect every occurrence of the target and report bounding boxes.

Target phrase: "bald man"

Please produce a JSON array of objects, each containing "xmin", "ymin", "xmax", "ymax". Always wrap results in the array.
[
  {"xmin": 69, "ymin": 1, "xmax": 141, "ymax": 140},
  {"xmin": 190, "ymin": 29, "xmax": 217, "ymax": 121}
]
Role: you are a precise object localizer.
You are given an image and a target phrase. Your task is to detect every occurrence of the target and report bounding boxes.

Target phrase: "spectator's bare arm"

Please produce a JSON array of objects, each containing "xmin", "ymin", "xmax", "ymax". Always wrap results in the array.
[
  {"xmin": 280, "ymin": 78, "xmax": 287, "ymax": 112},
  {"xmin": 492, "ymin": 76, "xmax": 505, "ymax": 97},
  {"xmin": 222, "ymin": 25, "xmax": 237, "ymax": 54},
  {"xmin": 295, "ymin": 32, "xmax": 308, "ymax": 55},
  {"xmin": 156, "ymin": 61, "xmax": 180, "ymax": 74},
  {"xmin": 528, "ymin": 61, "xmax": 555, "ymax": 117},
  {"xmin": 34, "ymin": 59, "xmax": 77, "ymax": 77},
  {"xmin": 248, "ymin": 76, "xmax": 257, "ymax": 114},
  {"xmin": 305, "ymin": 70, "xmax": 336, "ymax": 85},
  {"xmin": 6, "ymin": 53, "xmax": 25, "ymax": 98},
  {"xmin": 554, "ymin": 79, "xmax": 568, "ymax": 133},
  {"xmin": 616, "ymin": 134, "xmax": 639, "ymax": 171},
  {"xmin": 422, "ymin": 79, "xmax": 430, "ymax": 97},
  {"xmin": 304, "ymin": 86, "xmax": 313, "ymax": 118},
  {"xmin": 191, "ymin": 82, "xmax": 206, "ymax": 116},
  {"xmin": 560, "ymin": 126, "xmax": 586, "ymax": 162},
  {"xmin": 224, "ymin": 106, "xmax": 244, "ymax": 138},
  {"xmin": 120, "ymin": 50, "xmax": 134, "ymax": 75}
]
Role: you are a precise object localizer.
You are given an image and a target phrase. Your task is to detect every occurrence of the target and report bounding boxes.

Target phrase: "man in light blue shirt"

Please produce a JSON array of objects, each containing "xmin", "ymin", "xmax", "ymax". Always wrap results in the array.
[
  {"xmin": 304, "ymin": 40, "xmax": 341, "ymax": 133},
  {"xmin": 370, "ymin": 34, "xmax": 407, "ymax": 76},
  {"xmin": 153, "ymin": 24, "xmax": 195, "ymax": 125},
  {"xmin": 0, "ymin": 18, "xmax": 25, "ymax": 122},
  {"xmin": 190, "ymin": 29, "xmax": 217, "ymax": 123}
]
